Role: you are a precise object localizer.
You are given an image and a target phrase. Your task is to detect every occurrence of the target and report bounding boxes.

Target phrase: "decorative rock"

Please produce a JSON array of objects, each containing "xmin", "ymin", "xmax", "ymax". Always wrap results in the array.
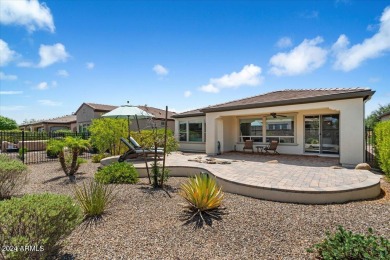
[
  {"xmin": 355, "ymin": 163, "xmax": 371, "ymax": 170},
  {"xmin": 266, "ymin": 160, "xmax": 278, "ymax": 163}
]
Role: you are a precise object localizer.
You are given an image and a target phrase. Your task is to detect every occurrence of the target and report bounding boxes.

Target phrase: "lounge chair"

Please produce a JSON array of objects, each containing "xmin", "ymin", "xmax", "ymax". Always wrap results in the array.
[
  {"xmin": 243, "ymin": 140, "xmax": 254, "ymax": 153},
  {"xmin": 264, "ymin": 140, "xmax": 280, "ymax": 155},
  {"xmin": 118, "ymin": 137, "xmax": 164, "ymax": 162}
]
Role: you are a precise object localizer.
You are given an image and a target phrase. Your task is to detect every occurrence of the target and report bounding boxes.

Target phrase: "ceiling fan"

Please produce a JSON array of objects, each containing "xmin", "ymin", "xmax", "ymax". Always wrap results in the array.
[{"xmin": 270, "ymin": 113, "xmax": 287, "ymax": 118}]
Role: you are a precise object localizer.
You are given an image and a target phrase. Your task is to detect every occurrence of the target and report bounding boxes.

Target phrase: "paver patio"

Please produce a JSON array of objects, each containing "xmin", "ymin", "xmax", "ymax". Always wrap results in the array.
[{"xmin": 103, "ymin": 152, "xmax": 381, "ymax": 204}]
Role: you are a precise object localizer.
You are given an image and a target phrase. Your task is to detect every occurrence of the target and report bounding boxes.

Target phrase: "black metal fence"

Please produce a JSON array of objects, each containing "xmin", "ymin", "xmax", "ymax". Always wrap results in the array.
[
  {"xmin": 0, "ymin": 131, "xmax": 93, "ymax": 164},
  {"xmin": 365, "ymin": 127, "xmax": 377, "ymax": 167}
]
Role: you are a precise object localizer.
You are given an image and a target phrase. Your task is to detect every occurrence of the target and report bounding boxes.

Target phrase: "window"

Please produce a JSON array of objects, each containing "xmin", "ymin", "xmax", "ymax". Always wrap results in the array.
[
  {"xmin": 179, "ymin": 122, "xmax": 187, "ymax": 141},
  {"xmin": 189, "ymin": 122, "xmax": 202, "ymax": 142},
  {"xmin": 266, "ymin": 116, "xmax": 294, "ymax": 143},
  {"xmin": 239, "ymin": 119, "xmax": 263, "ymax": 142},
  {"xmin": 178, "ymin": 120, "xmax": 205, "ymax": 142}
]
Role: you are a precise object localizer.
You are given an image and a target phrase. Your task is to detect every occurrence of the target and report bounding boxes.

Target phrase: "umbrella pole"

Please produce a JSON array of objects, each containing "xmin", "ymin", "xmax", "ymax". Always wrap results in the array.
[
  {"xmin": 160, "ymin": 106, "xmax": 168, "ymax": 187},
  {"xmin": 136, "ymin": 114, "xmax": 151, "ymax": 184},
  {"xmin": 127, "ymin": 115, "xmax": 130, "ymax": 140}
]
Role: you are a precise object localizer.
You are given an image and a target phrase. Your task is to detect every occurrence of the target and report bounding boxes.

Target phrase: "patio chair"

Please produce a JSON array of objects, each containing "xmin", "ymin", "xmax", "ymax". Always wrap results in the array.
[
  {"xmin": 243, "ymin": 140, "xmax": 254, "ymax": 153},
  {"xmin": 118, "ymin": 137, "xmax": 164, "ymax": 162},
  {"xmin": 264, "ymin": 140, "xmax": 280, "ymax": 155}
]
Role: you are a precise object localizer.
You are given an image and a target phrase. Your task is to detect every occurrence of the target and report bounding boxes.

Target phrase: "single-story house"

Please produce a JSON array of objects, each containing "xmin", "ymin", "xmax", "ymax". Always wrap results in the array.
[
  {"xmin": 75, "ymin": 103, "xmax": 176, "ymax": 133},
  {"xmin": 19, "ymin": 115, "xmax": 77, "ymax": 132},
  {"xmin": 172, "ymin": 88, "xmax": 375, "ymax": 167},
  {"xmin": 379, "ymin": 111, "xmax": 390, "ymax": 121}
]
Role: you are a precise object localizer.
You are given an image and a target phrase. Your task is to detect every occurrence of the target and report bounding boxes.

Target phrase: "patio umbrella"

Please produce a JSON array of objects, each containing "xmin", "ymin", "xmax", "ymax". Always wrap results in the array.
[{"xmin": 101, "ymin": 101, "xmax": 154, "ymax": 139}]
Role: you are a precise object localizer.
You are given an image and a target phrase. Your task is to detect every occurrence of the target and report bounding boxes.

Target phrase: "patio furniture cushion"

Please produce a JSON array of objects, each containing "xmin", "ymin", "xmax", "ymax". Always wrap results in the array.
[
  {"xmin": 264, "ymin": 140, "xmax": 280, "ymax": 155},
  {"xmin": 243, "ymin": 140, "xmax": 254, "ymax": 153},
  {"xmin": 119, "ymin": 137, "xmax": 163, "ymax": 162}
]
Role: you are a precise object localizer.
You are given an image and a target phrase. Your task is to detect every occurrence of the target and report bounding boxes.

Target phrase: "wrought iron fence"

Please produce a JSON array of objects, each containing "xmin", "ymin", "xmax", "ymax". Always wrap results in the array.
[
  {"xmin": 0, "ymin": 131, "xmax": 93, "ymax": 164},
  {"xmin": 365, "ymin": 127, "xmax": 377, "ymax": 167}
]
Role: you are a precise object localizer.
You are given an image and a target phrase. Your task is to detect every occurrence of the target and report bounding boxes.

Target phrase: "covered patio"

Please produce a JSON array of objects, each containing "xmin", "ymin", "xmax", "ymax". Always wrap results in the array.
[{"xmin": 104, "ymin": 151, "xmax": 382, "ymax": 204}]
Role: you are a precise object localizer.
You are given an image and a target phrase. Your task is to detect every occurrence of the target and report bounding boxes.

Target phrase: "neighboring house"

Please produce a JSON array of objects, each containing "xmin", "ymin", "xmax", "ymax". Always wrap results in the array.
[
  {"xmin": 75, "ymin": 103, "xmax": 118, "ymax": 133},
  {"xmin": 379, "ymin": 111, "xmax": 390, "ymax": 121},
  {"xmin": 19, "ymin": 115, "xmax": 77, "ymax": 132},
  {"xmin": 75, "ymin": 102, "xmax": 176, "ymax": 133},
  {"xmin": 172, "ymin": 88, "xmax": 375, "ymax": 166}
]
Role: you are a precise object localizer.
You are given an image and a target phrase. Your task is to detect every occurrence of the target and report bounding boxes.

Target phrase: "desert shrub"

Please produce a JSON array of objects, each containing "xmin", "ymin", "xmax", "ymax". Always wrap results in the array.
[
  {"xmin": 74, "ymin": 180, "xmax": 116, "ymax": 220},
  {"xmin": 18, "ymin": 147, "xmax": 28, "ymax": 160},
  {"xmin": 179, "ymin": 173, "xmax": 224, "ymax": 216},
  {"xmin": 307, "ymin": 226, "xmax": 390, "ymax": 259},
  {"xmin": 151, "ymin": 162, "xmax": 169, "ymax": 187},
  {"xmin": 374, "ymin": 121, "xmax": 390, "ymax": 175},
  {"xmin": 95, "ymin": 162, "xmax": 139, "ymax": 184},
  {"xmin": 0, "ymin": 156, "xmax": 28, "ymax": 199},
  {"xmin": 92, "ymin": 153, "xmax": 109, "ymax": 163},
  {"xmin": 0, "ymin": 193, "xmax": 82, "ymax": 259},
  {"xmin": 46, "ymin": 139, "xmax": 63, "ymax": 158}
]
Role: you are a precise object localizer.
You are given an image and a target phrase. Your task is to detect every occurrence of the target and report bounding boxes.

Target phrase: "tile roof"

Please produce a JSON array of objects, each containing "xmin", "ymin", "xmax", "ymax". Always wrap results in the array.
[
  {"xmin": 85, "ymin": 103, "xmax": 118, "ymax": 111},
  {"xmin": 138, "ymin": 106, "xmax": 176, "ymax": 120},
  {"xmin": 173, "ymin": 88, "xmax": 375, "ymax": 117},
  {"xmin": 19, "ymin": 115, "xmax": 77, "ymax": 126}
]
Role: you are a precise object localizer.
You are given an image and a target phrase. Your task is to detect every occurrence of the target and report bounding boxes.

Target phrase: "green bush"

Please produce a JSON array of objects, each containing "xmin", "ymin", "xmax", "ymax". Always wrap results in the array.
[
  {"xmin": 74, "ymin": 180, "xmax": 115, "ymax": 220},
  {"xmin": 0, "ymin": 193, "xmax": 82, "ymax": 259},
  {"xmin": 46, "ymin": 139, "xmax": 63, "ymax": 158},
  {"xmin": 374, "ymin": 121, "xmax": 390, "ymax": 175},
  {"xmin": 308, "ymin": 226, "xmax": 390, "ymax": 259},
  {"xmin": 95, "ymin": 162, "xmax": 139, "ymax": 184},
  {"xmin": 0, "ymin": 155, "xmax": 28, "ymax": 199},
  {"xmin": 92, "ymin": 153, "xmax": 109, "ymax": 163}
]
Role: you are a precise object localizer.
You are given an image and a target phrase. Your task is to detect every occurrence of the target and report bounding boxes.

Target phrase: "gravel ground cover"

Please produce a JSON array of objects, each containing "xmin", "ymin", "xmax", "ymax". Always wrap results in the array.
[{"xmin": 20, "ymin": 161, "xmax": 390, "ymax": 260}]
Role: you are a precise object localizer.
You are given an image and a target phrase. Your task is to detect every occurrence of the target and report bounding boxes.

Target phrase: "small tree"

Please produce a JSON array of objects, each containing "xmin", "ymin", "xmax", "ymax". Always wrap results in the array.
[
  {"xmin": 0, "ymin": 116, "xmax": 18, "ymax": 130},
  {"xmin": 89, "ymin": 118, "xmax": 128, "ymax": 155},
  {"xmin": 48, "ymin": 137, "xmax": 89, "ymax": 182},
  {"xmin": 374, "ymin": 121, "xmax": 390, "ymax": 175},
  {"xmin": 132, "ymin": 129, "xmax": 178, "ymax": 187},
  {"xmin": 366, "ymin": 103, "xmax": 390, "ymax": 128}
]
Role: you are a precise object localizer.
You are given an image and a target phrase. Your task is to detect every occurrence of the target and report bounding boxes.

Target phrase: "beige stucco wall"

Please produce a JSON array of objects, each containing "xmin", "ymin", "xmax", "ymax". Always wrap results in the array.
[
  {"xmin": 76, "ymin": 105, "xmax": 96, "ymax": 125},
  {"xmin": 201, "ymin": 98, "xmax": 365, "ymax": 166}
]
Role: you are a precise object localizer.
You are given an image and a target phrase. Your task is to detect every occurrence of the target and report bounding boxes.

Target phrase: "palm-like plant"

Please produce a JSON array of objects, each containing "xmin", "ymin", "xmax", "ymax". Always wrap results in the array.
[
  {"xmin": 48, "ymin": 137, "xmax": 90, "ymax": 182},
  {"xmin": 179, "ymin": 173, "xmax": 224, "ymax": 221}
]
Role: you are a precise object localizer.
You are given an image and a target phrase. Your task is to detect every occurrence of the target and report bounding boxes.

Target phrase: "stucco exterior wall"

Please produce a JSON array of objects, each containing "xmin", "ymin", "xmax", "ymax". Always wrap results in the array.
[
  {"xmin": 202, "ymin": 97, "xmax": 365, "ymax": 166},
  {"xmin": 76, "ymin": 105, "xmax": 96, "ymax": 125}
]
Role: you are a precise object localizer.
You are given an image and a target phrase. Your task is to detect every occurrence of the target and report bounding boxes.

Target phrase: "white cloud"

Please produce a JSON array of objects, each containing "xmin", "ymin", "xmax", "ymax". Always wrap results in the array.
[
  {"xmin": 38, "ymin": 99, "xmax": 62, "ymax": 106},
  {"xmin": 57, "ymin": 69, "xmax": 69, "ymax": 77},
  {"xmin": 0, "ymin": 0, "xmax": 55, "ymax": 33},
  {"xmin": 184, "ymin": 90, "xmax": 192, "ymax": 97},
  {"xmin": 269, "ymin": 36, "xmax": 327, "ymax": 76},
  {"xmin": 332, "ymin": 6, "xmax": 390, "ymax": 71},
  {"xmin": 300, "ymin": 10, "xmax": 319, "ymax": 19},
  {"xmin": 199, "ymin": 84, "xmax": 220, "ymax": 93},
  {"xmin": 153, "ymin": 64, "xmax": 169, "ymax": 75},
  {"xmin": 199, "ymin": 64, "xmax": 263, "ymax": 93},
  {"xmin": 0, "ymin": 39, "xmax": 18, "ymax": 66},
  {"xmin": 36, "ymin": 81, "xmax": 48, "ymax": 90},
  {"xmin": 276, "ymin": 37, "xmax": 293, "ymax": 48},
  {"xmin": 17, "ymin": 61, "xmax": 34, "ymax": 67},
  {"xmin": 38, "ymin": 43, "xmax": 69, "ymax": 68},
  {"xmin": 51, "ymin": 80, "xmax": 57, "ymax": 87},
  {"xmin": 0, "ymin": 91, "xmax": 23, "ymax": 95},
  {"xmin": 0, "ymin": 71, "xmax": 17, "ymax": 80},
  {"xmin": 0, "ymin": 105, "xmax": 25, "ymax": 111},
  {"xmin": 86, "ymin": 62, "xmax": 95, "ymax": 70}
]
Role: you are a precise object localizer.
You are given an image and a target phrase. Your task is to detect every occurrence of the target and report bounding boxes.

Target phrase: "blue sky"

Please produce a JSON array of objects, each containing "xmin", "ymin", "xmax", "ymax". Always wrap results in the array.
[{"xmin": 0, "ymin": 0, "xmax": 389, "ymax": 124}]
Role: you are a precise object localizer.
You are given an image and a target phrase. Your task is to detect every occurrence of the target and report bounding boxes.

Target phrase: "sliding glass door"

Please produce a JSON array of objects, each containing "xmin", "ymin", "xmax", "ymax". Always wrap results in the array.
[{"xmin": 304, "ymin": 115, "xmax": 339, "ymax": 154}]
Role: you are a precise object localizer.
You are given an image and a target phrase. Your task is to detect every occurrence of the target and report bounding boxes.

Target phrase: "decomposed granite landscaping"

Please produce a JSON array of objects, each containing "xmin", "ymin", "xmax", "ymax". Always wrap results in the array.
[{"xmin": 20, "ymin": 160, "xmax": 390, "ymax": 260}]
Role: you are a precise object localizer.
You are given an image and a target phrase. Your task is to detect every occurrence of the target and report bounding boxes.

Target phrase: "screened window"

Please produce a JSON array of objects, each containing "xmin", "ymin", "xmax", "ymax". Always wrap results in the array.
[
  {"xmin": 179, "ymin": 122, "xmax": 187, "ymax": 141},
  {"xmin": 239, "ymin": 119, "xmax": 263, "ymax": 142},
  {"xmin": 189, "ymin": 122, "xmax": 202, "ymax": 142},
  {"xmin": 266, "ymin": 116, "xmax": 294, "ymax": 143}
]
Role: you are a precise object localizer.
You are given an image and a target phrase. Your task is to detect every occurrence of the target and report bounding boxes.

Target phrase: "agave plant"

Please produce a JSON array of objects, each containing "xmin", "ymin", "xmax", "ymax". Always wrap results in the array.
[{"xmin": 179, "ymin": 173, "xmax": 224, "ymax": 221}]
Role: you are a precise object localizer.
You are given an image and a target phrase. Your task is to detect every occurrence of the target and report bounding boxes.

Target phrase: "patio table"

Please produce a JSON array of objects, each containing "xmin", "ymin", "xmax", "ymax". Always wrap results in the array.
[{"xmin": 255, "ymin": 145, "xmax": 267, "ymax": 154}]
